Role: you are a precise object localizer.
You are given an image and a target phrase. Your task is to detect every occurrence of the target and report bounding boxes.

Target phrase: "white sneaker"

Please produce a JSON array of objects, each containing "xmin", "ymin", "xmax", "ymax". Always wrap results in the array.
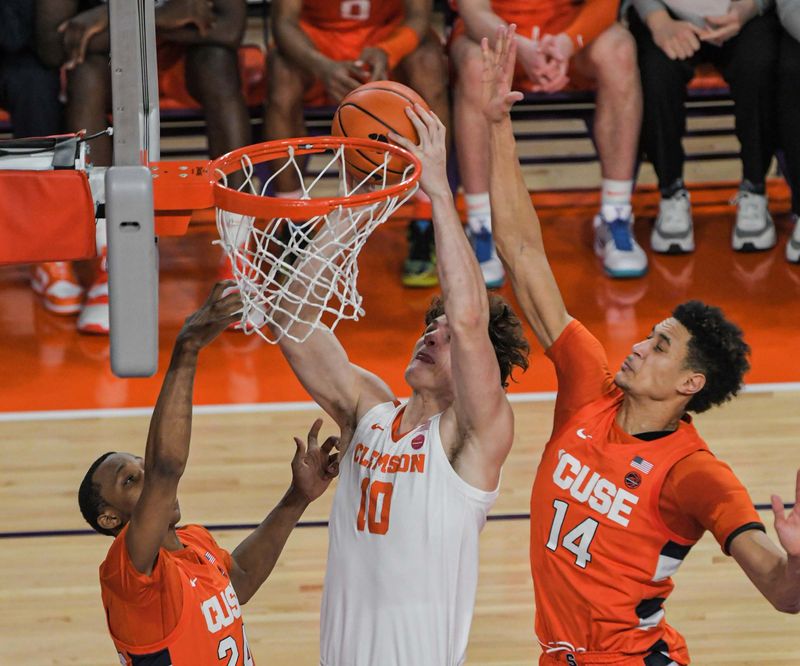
[
  {"xmin": 77, "ymin": 249, "xmax": 109, "ymax": 335},
  {"xmin": 787, "ymin": 214, "xmax": 800, "ymax": 263},
  {"xmin": 593, "ymin": 211, "xmax": 648, "ymax": 278},
  {"xmin": 651, "ymin": 190, "xmax": 694, "ymax": 253},
  {"xmin": 732, "ymin": 190, "xmax": 776, "ymax": 251},
  {"xmin": 466, "ymin": 225, "xmax": 505, "ymax": 288}
]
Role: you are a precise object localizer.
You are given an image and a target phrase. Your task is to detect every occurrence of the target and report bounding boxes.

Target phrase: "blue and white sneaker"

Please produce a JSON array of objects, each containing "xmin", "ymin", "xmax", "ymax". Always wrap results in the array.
[
  {"xmin": 593, "ymin": 210, "xmax": 648, "ymax": 278},
  {"xmin": 787, "ymin": 214, "xmax": 800, "ymax": 264},
  {"xmin": 467, "ymin": 224, "xmax": 505, "ymax": 288}
]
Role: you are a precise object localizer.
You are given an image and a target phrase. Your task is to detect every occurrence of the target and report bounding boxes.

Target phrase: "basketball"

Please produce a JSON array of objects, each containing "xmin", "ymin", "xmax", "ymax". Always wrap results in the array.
[{"xmin": 331, "ymin": 81, "xmax": 430, "ymax": 184}]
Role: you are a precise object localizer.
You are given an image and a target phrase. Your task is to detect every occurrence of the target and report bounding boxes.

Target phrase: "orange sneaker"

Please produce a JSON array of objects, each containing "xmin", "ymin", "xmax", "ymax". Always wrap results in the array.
[
  {"xmin": 30, "ymin": 262, "xmax": 84, "ymax": 315},
  {"xmin": 77, "ymin": 249, "xmax": 109, "ymax": 335}
]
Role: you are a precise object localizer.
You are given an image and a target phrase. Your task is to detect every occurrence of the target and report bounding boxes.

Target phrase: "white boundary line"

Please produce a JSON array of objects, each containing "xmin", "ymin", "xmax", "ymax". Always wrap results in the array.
[{"xmin": 0, "ymin": 382, "xmax": 797, "ymax": 423}]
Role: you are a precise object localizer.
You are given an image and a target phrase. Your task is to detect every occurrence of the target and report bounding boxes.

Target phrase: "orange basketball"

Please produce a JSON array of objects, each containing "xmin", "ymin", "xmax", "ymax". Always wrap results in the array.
[{"xmin": 331, "ymin": 81, "xmax": 429, "ymax": 184}]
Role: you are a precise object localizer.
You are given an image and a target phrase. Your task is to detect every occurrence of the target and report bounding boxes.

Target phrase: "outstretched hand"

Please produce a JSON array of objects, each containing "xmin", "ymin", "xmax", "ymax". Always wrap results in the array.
[
  {"xmin": 772, "ymin": 470, "xmax": 800, "ymax": 558},
  {"xmin": 387, "ymin": 104, "xmax": 449, "ymax": 198},
  {"xmin": 176, "ymin": 280, "xmax": 242, "ymax": 351},
  {"xmin": 291, "ymin": 418, "xmax": 340, "ymax": 502},
  {"xmin": 481, "ymin": 25, "xmax": 525, "ymax": 124}
]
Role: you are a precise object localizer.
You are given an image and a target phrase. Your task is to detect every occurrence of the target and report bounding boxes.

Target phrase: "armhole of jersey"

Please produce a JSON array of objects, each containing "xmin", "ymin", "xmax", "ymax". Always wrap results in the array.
[
  {"xmin": 107, "ymin": 556, "xmax": 193, "ymax": 655},
  {"xmin": 429, "ymin": 413, "xmax": 501, "ymax": 506},
  {"xmin": 647, "ymin": 448, "xmax": 709, "ymax": 546}
]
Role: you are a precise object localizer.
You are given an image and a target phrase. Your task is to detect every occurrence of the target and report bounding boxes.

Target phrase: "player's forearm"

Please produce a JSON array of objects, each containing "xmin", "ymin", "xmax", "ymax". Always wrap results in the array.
[
  {"xmin": 488, "ymin": 119, "xmax": 544, "ymax": 266},
  {"xmin": 231, "ymin": 486, "xmax": 309, "ymax": 604},
  {"xmin": 462, "ymin": 6, "xmax": 507, "ymax": 44},
  {"xmin": 431, "ymin": 191, "xmax": 488, "ymax": 328},
  {"xmin": 142, "ymin": 341, "xmax": 199, "ymax": 476},
  {"xmin": 488, "ymin": 119, "xmax": 570, "ymax": 347},
  {"xmin": 273, "ymin": 20, "xmax": 333, "ymax": 75},
  {"xmin": 767, "ymin": 554, "xmax": 800, "ymax": 613}
]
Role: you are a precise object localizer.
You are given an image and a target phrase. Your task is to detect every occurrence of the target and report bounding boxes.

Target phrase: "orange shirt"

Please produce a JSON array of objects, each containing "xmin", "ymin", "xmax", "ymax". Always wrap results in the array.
[
  {"xmin": 529, "ymin": 320, "xmax": 762, "ymax": 664},
  {"xmin": 301, "ymin": 0, "xmax": 405, "ymax": 32},
  {"xmin": 100, "ymin": 524, "xmax": 254, "ymax": 665}
]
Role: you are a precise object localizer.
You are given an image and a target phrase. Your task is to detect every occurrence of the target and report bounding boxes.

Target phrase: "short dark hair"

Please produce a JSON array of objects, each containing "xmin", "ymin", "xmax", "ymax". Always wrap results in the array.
[
  {"xmin": 78, "ymin": 452, "xmax": 118, "ymax": 536},
  {"xmin": 672, "ymin": 301, "xmax": 750, "ymax": 414},
  {"xmin": 425, "ymin": 293, "xmax": 530, "ymax": 388}
]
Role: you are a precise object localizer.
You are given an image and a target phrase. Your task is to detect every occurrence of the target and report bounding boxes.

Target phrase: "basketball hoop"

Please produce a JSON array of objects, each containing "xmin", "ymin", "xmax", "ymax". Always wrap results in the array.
[{"xmin": 207, "ymin": 136, "xmax": 421, "ymax": 343}]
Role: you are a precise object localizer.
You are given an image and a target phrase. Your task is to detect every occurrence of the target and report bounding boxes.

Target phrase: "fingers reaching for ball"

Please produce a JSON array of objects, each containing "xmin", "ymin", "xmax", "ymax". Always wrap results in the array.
[{"xmin": 388, "ymin": 104, "xmax": 450, "ymax": 198}]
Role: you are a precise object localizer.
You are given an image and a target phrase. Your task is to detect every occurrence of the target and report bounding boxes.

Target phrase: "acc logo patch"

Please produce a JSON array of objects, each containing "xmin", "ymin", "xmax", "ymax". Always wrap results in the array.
[
  {"xmin": 411, "ymin": 434, "xmax": 425, "ymax": 450},
  {"xmin": 624, "ymin": 471, "xmax": 642, "ymax": 489}
]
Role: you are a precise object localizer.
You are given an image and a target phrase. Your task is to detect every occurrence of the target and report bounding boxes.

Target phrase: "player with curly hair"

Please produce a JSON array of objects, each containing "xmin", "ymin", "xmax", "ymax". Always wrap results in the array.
[
  {"xmin": 272, "ymin": 104, "xmax": 530, "ymax": 665},
  {"xmin": 483, "ymin": 27, "xmax": 800, "ymax": 665}
]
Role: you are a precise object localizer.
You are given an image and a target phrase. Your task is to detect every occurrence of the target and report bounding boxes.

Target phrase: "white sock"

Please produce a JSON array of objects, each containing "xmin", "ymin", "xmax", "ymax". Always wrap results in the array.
[
  {"xmin": 465, "ymin": 192, "xmax": 491, "ymax": 235},
  {"xmin": 601, "ymin": 179, "xmax": 633, "ymax": 222}
]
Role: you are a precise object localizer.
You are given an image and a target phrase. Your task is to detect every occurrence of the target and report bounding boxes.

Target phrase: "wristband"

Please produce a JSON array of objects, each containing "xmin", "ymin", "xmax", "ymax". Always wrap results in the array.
[{"xmin": 375, "ymin": 25, "xmax": 421, "ymax": 71}]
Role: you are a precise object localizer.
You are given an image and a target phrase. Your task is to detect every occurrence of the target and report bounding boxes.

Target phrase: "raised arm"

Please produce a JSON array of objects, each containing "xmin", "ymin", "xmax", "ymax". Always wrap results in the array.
[
  {"xmin": 484, "ymin": 26, "xmax": 572, "ymax": 349},
  {"xmin": 125, "ymin": 282, "xmax": 241, "ymax": 575},
  {"xmin": 390, "ymin": 107, "xmax": 515, "ymax": 490},
  {"xmin": 228, "ymin": 419, "xmax": 339, "ymax": 604},
  {"xmin": 729, "ymin": 470, "xmax": 800, "ymax": 614}
]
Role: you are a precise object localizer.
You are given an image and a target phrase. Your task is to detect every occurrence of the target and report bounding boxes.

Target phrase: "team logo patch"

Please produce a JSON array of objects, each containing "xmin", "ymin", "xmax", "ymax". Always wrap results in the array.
[
  {"xmin": 624, "ymin": 471, "xmax": 642, "ymax": 489},
  {"xmin": 411, "ymin": 434, "xmax": 425, "ymax": 450}
]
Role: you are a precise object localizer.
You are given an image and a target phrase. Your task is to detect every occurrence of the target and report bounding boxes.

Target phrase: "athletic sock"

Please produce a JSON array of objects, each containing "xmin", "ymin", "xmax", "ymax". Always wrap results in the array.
[
  {"xmin": 465, "ymin": 191, "xmax": 492, "ymax": 235},
  {"xmin": 600, "ymin": 179, "xmax": 633, "ymax": 222}
]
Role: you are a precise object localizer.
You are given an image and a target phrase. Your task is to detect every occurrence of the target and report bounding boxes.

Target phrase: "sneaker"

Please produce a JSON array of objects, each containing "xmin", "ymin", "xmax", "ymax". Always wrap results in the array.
[
  {"xmin": 402, "ymin": 220, "xmax": 438, "ymax": 288},
  {"xmin": 786, "ymin": 214, "xmax": 800, "ymax": 263},
  {"xmin": 731, "ymin": 189, "xmax": 776, "ymax": 252},
  {"xmin": 30, "ymin": 262, "xmax": 84, "ymax": 315},
  {"xmin": 466, "ymin": 225, "xmax": 505, "ymax": 289},
  {"xmin": 77, "ymin": 249, "xmax": 109, "ymax": 335},
  {"xmin": 593, "ymin": 212, "xmax": 648, "ymax": 278},
  {"xmin": 651, "ymin": 189, "xmax": 694, "ymax": 254}
]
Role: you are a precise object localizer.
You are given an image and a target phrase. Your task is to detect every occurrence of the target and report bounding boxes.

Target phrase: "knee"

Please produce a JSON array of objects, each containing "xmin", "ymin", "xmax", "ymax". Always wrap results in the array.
[
  {"xmin": 66, "ymin": 55, "xmax": 109, "ymax": 108},
  {"xmin": 266, "ymin": 50, "xmax": 305, "ymax": 113},
  {"xmin": 451, "ymin": 39, "xmax": 483, "ymax": 99},
  {"xmin": 185, "ymin": 45, "xmax": 242, "ymax": 104},
  {"xmin": 402, "ymin": 39, "xmax": 447, "ymax": 94},
  {"xmin": 589, "ymin": 26, "xmax": 638, "ymax": 83}
]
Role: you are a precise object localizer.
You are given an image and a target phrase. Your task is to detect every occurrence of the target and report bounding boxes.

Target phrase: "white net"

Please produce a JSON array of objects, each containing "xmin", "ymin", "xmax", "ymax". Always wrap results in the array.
[{"xmin": 214, "ymin": 141, "xmax": 418, "ymax": 343}]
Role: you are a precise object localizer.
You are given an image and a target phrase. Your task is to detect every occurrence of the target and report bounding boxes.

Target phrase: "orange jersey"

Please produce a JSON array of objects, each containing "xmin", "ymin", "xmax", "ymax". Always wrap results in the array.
[
  {"xmin": 530, "ymin": 321, "xmax": 762, "ymax": 664},
  {"xmin": 100, "ymin": 524, "xmax": 255, "ymax": 666},
  {"xmin": 301, "ymin": 0, "xmax": 404, "ymax": 32}
]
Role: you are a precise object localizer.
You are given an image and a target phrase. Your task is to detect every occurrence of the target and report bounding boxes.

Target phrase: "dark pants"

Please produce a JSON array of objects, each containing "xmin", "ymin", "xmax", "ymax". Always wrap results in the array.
[
  {"xmin": 0, "ymin": 50, "xmax": 62, "ymax": 138},
  {"xmin": 778, "ymin": 28, "xmax": 800, "ymax": 215},
  {"xmin": 629, "ymin": 9, "xmax": 780, "ymax": 194}
]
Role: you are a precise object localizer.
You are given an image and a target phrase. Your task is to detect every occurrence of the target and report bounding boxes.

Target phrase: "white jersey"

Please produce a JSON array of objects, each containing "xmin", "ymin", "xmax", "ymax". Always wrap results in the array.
[{"xmin": 320, "ymin": 401, "xmax": 499, "ymax": 666}]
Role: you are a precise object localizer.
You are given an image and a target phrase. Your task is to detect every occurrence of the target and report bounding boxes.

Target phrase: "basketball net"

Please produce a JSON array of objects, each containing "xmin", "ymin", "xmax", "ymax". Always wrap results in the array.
[{"xmin": 214, "ymin": 141, "xmax": 418, "ymax": 343}]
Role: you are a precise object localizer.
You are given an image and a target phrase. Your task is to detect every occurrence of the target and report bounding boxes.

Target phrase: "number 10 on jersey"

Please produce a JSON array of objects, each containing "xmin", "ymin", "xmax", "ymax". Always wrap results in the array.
[{"xmin": 357, "ymin": 478, "xmax": 394, "ymax": 535}]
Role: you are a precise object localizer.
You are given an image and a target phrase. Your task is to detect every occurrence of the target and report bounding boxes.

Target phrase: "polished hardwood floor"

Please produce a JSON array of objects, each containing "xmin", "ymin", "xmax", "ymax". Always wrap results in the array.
[{"xmin": 1, "ymin": 152, "xmax": 799, "ymax": 663}]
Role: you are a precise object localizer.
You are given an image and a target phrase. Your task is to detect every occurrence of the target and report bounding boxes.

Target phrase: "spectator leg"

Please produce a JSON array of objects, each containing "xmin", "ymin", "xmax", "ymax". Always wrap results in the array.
[
  {"xmin": 184, "ymin": 44, "xmax": 252, "ymax": 159},
  {"xmin": 449, "ymin": 35, "xmax": 489, "ymax": 197},
  {"xmin": 628, "ymin": 11, "xmax": 693, "ymax": 193},
  {"xmin": 778, "ymin": 29, "xmax": 800, "ymax": 214},
  {"xmin": 395, "ymin": 34, "xmax": 451, "ymax": 137},
  {"xmin": 262, "ymin": 49, "xmax": 313, "ymax": 193},
  {"xmin": 2, "ymin": 51, "xmax": 62, "ymax": 138},
  {"xmin": 712, "ymin": 12, "xmax": 779, "ymax": 191},
  {"xmin": 66, "ymin": 54, "xmax": 112, "ymax": 166},
  {"xmin": 574, "ymin": 24, "xmax": 641, "ymax": 181}
]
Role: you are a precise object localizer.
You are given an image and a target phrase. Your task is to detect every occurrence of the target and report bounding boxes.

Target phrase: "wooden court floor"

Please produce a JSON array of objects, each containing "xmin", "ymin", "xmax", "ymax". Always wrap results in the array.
[
  {"xmin": 2, "ymin": 393, "xmax": 799, "ymax": 664},
  {"xmin": 1, "ymin": 180, "xmax": 799, "ymax": 662}
]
